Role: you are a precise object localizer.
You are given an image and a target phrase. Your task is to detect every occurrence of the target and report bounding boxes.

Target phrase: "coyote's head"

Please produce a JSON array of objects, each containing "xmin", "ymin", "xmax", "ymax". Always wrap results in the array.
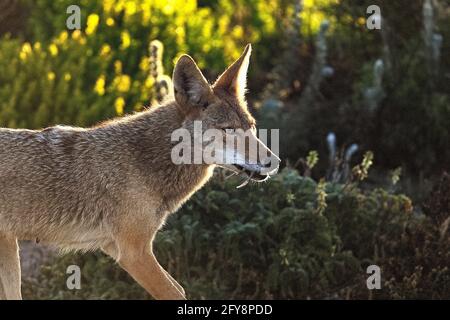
[{"xmin": 172, "ymin": 44, "xmax": 280, "ymax": 184}]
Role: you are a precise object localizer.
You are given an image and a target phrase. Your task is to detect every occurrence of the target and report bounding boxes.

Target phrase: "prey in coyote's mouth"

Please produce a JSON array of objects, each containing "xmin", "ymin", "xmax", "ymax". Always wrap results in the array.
[{"xmin": 223, "ymin": 164, "xmax": 273, "ymax": 188}]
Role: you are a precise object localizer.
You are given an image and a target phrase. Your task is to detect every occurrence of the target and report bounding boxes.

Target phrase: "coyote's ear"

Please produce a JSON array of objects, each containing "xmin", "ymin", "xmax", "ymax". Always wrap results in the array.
[
  {"xmin": 173, "ymin": 55, "xmax": 213, "ymax": 114},
  {"xmin": 213, "ymin": 44, "xmax": 252, "ymax": 102}
]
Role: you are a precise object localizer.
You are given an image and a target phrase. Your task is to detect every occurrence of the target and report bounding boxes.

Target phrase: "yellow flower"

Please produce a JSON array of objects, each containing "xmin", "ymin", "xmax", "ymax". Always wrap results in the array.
[
  {"xmin": 94, "ymin": 75, "xmax": 106, "ymax": 95},
  {"xmin": 49, "ymin": 44, "xmax": 58, "ymax": 56},
  {"xmin": 114, "ymin": 97, "xmax": 125, "ymax": 116},
  {"xmin": 114, "ymin": 75, "xmax": 131, "ymax": 93},
  {"xmin": 120, "ymin": 31, "xmax": 131, "ymax": 50},
  {"xmin": 22, "ymin": 42, "xmax": 32, "ymax": 54},
  {"xmin": 103, "ymin": 0, "xmax": 114, "ymax": 13},
  {"xmin": 113, "ymin": 1, "xmax": 125, "ymax": 14},
  {"xmin": 47, "ymin": 72, "xmax": 56, "ymax": 81},
  {"xmin": 86, "ymin": 14, "xmax": 100, "ymax": 35},
  {"xmin": 124, "ymin": 1, "xmax": 137, "ymax": 16},
  {"xmin": 114, "ymin": 60, "xmax": 122, "ymax": 74},
  {"xmin": 19, "ymin": 42, "xmax": 32, "ymax": 60},
  {"xmin": 357, "ymin": 17, "xmax": 366, "ymax": 26},
  {"xmin": 231, "ymin": 26, "xmax": 243, "ymax": 38},
  {"xmin": 100, "ymin": 44, "xmax": 111, "ymax": 56},
  {"xmin": 144, "ymin": 76, "xmax": 154, "ymax": 89},
  {"xmin": 162, "ymin": 3, "xmax": 174, "ymax": 15},
  {"xmin": 71, "ymin": 30, "xmax": 86, "ymax": 44},
  {"xmin": 175, "ymin": 26, "xmax": 185, "ymax": 39},
  {"xmin": 139, "ymin": 56, "xmax": 149, "ymax": 71},
  {"xmin": 142, "ymin": 3, "xmax": 151, "ymax": 24},
  {"xmin": 64, "ymin": 73, "xmax": 71, "ymax": 81},
  {"xmin": 72, "ymin": 30, "xmax": 81, "ymax": 40},
  {"xmin": 58, "ymin": 31, "xmax": 68, "ymax": 44},
  {"xmin": 33, "ymin": 42, "xmax": 41, "ymax": 51},
  {"xmin": 106, "ymin": 17, "xmax": 115, "ymax": 27}
]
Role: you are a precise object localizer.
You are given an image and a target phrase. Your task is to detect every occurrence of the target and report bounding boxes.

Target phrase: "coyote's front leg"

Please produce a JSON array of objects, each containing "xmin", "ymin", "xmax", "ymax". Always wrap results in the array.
[
  {"xmin": 102, "ymin": 241, "xmax": 185, "ymax": 297},
  {"xmin": 0, "ymin": 233, "xmax": 22, "ymax": 300},
  {"xmin": 107, "ymin": 224, "xmax": 186, "ymax": 300},
  {"xmin": 119, "ymin": 249, "xmax": 186, "ymax": 300}
]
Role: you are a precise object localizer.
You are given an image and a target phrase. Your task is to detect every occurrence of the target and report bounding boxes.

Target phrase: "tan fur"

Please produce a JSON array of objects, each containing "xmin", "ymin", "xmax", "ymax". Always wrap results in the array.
[{"xmin": 0, "ymin": 44, "xmax": 279, "ymax": 300}]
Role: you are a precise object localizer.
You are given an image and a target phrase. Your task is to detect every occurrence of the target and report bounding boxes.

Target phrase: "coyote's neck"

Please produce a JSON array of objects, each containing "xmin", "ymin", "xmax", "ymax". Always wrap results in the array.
[{"xmin": 102, "ymin": 101, "xmax": 213, "ymax": 212}]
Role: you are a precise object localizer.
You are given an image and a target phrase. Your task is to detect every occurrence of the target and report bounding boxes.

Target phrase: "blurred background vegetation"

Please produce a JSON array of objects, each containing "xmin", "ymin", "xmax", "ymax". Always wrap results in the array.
[{"xmin": 0, "ymin": 0, "xmax": 449, "ymax": 299}]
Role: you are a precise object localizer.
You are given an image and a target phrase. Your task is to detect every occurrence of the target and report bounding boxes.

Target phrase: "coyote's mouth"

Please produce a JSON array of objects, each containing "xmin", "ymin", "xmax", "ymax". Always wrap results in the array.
[
  {"xmin": 224, "ymin": 163, "xmax": 277, "ymax": 188},
  {"xmin": 218, "ymin": 161, "xmax": 279, "ymax": 188}
]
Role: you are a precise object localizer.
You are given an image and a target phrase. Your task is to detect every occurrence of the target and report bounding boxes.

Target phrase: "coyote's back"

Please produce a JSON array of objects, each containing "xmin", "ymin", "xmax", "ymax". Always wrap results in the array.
[{"xmin": 0, "ymin": 125, "xmax": 126, "ymax": 249}]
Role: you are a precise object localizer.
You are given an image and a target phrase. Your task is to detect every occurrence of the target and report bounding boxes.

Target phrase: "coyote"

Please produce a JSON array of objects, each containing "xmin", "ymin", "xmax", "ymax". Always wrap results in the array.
[{"xmin": 0, "ymin": 44, "xmax": 279, "ymax": 300}]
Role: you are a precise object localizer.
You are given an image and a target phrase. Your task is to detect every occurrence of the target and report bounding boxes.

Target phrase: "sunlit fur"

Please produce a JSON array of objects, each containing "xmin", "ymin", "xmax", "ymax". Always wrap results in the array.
[{"xmin": 0, "ymin": 44, "xmax": 279, "ymax": 300}]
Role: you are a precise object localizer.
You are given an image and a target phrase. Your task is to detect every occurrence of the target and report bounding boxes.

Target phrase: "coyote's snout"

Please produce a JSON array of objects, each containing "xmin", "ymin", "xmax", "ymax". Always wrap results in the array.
[{"xmin": 0, "ymin": 44, "xmax": 279, "ymax": 300}]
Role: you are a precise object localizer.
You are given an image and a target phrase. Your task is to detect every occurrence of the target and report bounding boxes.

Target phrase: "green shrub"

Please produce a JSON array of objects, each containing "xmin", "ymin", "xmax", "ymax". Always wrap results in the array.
[
  {"xmin": 0, "ymin": 35, "xmax": 120, "ymax": 128},
  {"xmin": 259, "ymin": 0, "xmax": 450, "ymax": 176},
  {"xmin": 22, "ymin": 168, "xmax": 449, "ymax": 299}
]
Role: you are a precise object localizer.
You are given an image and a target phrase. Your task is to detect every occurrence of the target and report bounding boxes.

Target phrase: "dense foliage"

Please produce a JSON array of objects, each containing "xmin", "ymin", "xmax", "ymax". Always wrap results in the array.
[
  {"xmin": 1, "ymin": 0, "xmax": 448, "ymax": 173},
  {"xmin": 23, "ymin": 169, "xmax": 449, "ymax": 299}
]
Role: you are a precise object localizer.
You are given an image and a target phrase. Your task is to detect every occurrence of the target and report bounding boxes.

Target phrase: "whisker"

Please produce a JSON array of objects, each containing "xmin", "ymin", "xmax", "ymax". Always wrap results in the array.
[
  {"xmin": 225, "ymin": 172, "xmax": 237, "ymax": 180},
  {"xmin": 236, "ymin": 171, "xmax": 254, "ymax": 189}
]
